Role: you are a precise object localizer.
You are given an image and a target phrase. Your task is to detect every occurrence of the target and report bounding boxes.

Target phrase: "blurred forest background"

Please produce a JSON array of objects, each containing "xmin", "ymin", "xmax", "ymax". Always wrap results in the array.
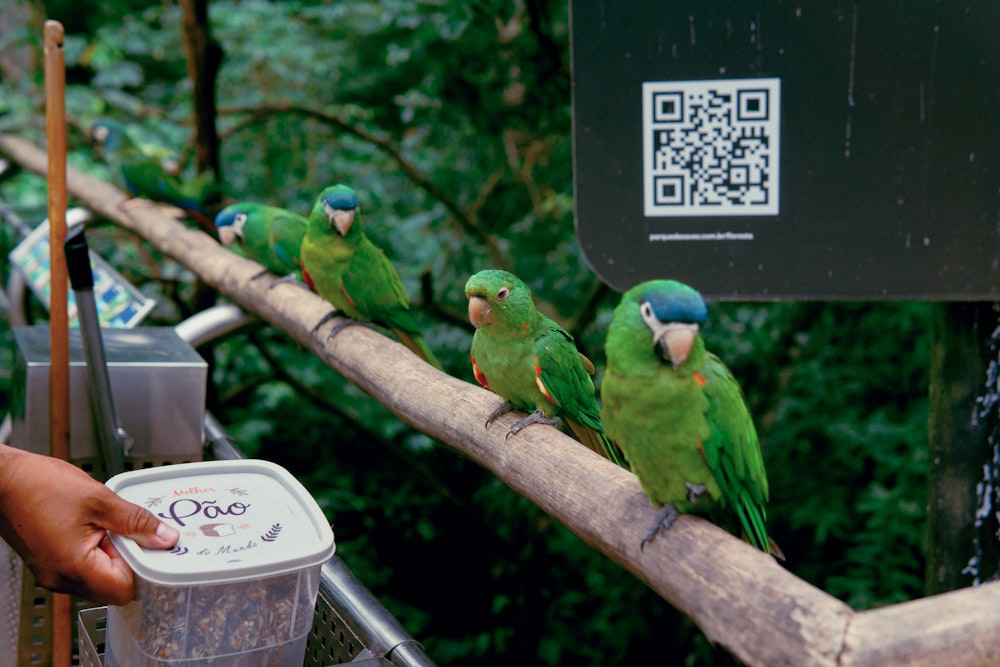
[{"xmin": 0, "ymin": 0, "xmax": 987, "ymax": 665}]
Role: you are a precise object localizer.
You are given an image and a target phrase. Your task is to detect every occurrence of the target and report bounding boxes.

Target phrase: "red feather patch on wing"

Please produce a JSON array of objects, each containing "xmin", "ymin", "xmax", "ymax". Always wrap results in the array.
[
  {"xmin": 471, "ymin": 353, "xmax": 490, "ymax": 390},
  {"xmin": 694, "ymin": 372, "xmax": 707, "ymax": 386},
  {"xmin": 534, "ymin": 364, "xmax": 558, "ymax": 406},
  {"xmin": 302, "ymin": 264, "xmax": 316, "ymax": 291},
  {"xmin": 340, "ymin": 281, "xmax": 356, "ymax": 308}
]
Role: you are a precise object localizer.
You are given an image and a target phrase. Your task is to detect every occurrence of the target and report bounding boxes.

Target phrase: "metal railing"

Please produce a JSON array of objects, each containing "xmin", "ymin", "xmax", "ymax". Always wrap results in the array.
[
  {"xmin": 1, "ymin": 206, "xmax": 436, "ymax": 665},
  {"xmin": 204, "ymin": 412, "xmax": 435, "ymax": 667}
]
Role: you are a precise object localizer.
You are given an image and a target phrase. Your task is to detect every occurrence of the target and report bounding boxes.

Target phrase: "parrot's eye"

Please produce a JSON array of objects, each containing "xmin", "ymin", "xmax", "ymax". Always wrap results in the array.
[
  {"xmin": 235, "ymin": 213, "xmax": 247, "ymax": 225},
  {"xmin": 496, "ymin": 287, "xmax": 510, "ymax": 301},
  {"xmin": 639, "ymin": 301, "xmax": 661, "ymax": 330}
]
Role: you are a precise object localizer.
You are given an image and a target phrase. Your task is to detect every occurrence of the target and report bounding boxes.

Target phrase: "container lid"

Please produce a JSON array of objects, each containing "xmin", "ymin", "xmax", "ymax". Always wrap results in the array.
[{"xmin": 107, "ymin": 459, "xmax": 335, "ymax": 586}]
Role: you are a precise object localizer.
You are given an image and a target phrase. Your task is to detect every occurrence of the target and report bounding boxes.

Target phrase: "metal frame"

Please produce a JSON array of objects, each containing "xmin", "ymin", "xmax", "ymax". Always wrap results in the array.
[
  {"xmin": 204, "ymin": 411, "xmax": 434, "ymax": 667},
  {"xmin": 1, "ymin": 230, "xmax": 436, "ymax": 665}
]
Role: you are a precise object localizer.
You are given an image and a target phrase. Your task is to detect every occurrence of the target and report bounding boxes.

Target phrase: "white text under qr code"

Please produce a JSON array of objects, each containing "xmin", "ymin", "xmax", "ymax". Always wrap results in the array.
[{"xmin": 642, "ymin": 78, "xmax": 781, "ymax": 217}]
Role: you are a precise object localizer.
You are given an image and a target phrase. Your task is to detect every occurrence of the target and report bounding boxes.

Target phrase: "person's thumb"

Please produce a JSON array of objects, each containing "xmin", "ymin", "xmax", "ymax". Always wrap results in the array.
[{"xmin": 99, "ymin": 493, "xmax": 179, "ymax": 550}]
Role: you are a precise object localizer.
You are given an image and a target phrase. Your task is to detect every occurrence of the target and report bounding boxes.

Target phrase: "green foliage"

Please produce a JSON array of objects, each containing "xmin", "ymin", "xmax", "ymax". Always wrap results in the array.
[
  {"xmin": 758, "ymin": 303, "xmax": 930, "ymax": 608},
  {"xmin": 0, "ymin": 0, "xmax": 933, "ymax": 664}
]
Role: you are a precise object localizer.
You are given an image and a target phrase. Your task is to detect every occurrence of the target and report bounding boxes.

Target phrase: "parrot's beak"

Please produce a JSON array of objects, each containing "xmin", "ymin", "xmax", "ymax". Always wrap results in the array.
[
  {"xmin": 323, "ymin": 202, "xmax": 356, "ymax": 236},
  {"xmin": 468, "ymin": 296, "xmax": 493, "ymax": 328},
  {"xmin": 653, "ymin": 323, "xmax": 699, "ymax": 369},
  {"xmin": 217, "ymin": 226, "xmax": 239, "ymax": 246}
]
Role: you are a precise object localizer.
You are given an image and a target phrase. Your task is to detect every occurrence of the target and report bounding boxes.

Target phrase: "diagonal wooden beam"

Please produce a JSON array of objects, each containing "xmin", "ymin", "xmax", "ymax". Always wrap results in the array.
[{"xmin": 3, "ymin": 132, "xmax": 1000, "ymax": 667}]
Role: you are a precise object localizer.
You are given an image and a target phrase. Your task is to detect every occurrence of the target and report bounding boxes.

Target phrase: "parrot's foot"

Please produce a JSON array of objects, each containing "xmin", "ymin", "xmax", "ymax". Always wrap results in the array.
[
  {"xmin": 484, "ymin": 401, "xmax": 516, "ymax": 429},
  {"xmin": 326, "ymin": 319, "xmax": 359, "ymax": 341},
  {"xmin": 311, "ymin": 309, "xmax": 357, "ymax": 342},
  {"xmin": 685, "ymin": 482, "xmax": 708, "ymax": 505},
  {"xmin": 312, "ymin": 310, "xmax": 356, "ymax": 338},
  {"xmin": 311, "ymin": 310, "xmax": 338, "ymax": 334},
  {"xmin": 640, "ymin": 503, "xmax": 680, "ymax": 550},
  {"xmin": 506, "ymin": 410, "xmax": 560, "ymax": 440}
]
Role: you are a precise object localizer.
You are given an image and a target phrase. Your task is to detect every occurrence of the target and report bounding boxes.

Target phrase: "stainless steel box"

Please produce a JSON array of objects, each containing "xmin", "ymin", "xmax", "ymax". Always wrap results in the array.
[{"xmin": 8, "ymin": 326, "xmax": 207, "ymax": 472}]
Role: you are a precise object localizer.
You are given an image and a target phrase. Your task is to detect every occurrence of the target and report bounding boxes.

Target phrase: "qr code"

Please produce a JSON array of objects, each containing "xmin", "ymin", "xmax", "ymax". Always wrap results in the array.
[{"xmin": 643, "ymin": 78, "xmax": 781, "ymax": 217}]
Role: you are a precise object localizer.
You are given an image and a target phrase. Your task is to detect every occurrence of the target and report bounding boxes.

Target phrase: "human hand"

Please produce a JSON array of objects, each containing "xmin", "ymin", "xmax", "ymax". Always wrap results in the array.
[{"xmin": 0, "ymin": 444, "xmax": 179, "ymax": 605}]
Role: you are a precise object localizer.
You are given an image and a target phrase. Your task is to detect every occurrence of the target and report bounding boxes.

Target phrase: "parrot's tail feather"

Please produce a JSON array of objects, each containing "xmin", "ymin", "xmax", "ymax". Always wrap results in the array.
[
  {"xmin": 566, "ymin": 421, "xmax": 628, "ymax": 468},
  {"xmin": 739, "ymin": 531, "xmax": 785, "ymax": 561},
  {"xmin": 767, "ymin": 537, "xmax": 786, "ymax": 561},
  {"xmin": 734, "ymin": 497, "xmax": 770, "ymax": 555},
  {"xmin": 393, "ymin": 329, "xmax": 443, "ymax": 370}
]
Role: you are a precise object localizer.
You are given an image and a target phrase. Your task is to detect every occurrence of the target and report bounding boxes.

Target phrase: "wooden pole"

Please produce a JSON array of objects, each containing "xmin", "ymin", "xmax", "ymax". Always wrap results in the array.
[
  {"xmin": 925, "ymin": 302, "xmax": 995, "ymax": 594},
  {"xmin": 43, "ymin": 20, "xmax": 72, "ymax": 667}
]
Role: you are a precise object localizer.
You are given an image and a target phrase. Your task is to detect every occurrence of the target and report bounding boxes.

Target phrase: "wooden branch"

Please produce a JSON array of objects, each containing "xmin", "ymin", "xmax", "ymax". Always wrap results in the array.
[
  {"xmin": 4, "ymin": 132, "xmax": 1000, "ymax": 666},
  {"xmin": 843, "ymin": 584, "xmax": 1000, "ymax": 666}
]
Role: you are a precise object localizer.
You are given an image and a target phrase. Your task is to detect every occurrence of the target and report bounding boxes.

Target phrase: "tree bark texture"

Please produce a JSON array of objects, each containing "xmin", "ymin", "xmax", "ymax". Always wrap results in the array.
[
  {"xmin": 178, "ymin": 0, "xmax": 223, "ymax": 180},
  {"xmin": 3, "ymin": 133, "xmax": 1000, "ymax": 667},
  {"xmin": 926, "ymin": 302, "xmax": 998, "ymax": 594}
]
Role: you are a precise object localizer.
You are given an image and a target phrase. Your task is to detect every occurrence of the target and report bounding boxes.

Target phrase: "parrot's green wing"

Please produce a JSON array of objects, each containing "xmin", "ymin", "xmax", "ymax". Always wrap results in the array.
[
  {"xmin": 341, "ymin": 240, "xmax": 417, "ymax": 330},
  {"xmin": 533, "ymin": 321, "xmax": 626, "ymax": 466},
  {"xmin": 340, "ymin": 239, "xmax": 442, "ymax": 370},
  {"xmin": 92, "ymin": 118, "xmax": 219, "ymax": 235},
  {"xmin": 121, "ymin": 154, "xmax": 217, "ymax": 215},
  {"xmin": 268, "ymin": 211, "xmax": 308, "ymax": 274},
  {"xmin": 700, "ymin": 353, "xmax": 770, "ymax": 552}
]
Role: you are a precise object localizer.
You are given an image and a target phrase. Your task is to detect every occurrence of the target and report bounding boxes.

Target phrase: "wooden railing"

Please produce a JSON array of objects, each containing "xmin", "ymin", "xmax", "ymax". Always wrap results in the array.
[{"xmin": 2, "ymin": 133, "xmax": 999, "ymax": 667}]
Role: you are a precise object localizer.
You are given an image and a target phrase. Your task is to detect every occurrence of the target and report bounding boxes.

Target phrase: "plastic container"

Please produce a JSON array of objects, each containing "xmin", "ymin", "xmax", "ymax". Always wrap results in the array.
[{"xmin": 104, "ymin": 460, "xmax": 335, "ymax": 666}]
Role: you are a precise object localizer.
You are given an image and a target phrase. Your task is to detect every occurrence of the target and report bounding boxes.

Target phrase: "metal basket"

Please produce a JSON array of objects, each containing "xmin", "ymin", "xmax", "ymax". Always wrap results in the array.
[
  {"xmin": 77, "ymin": 585, "xmax": 393, "ymax": 666},
  {"xmin": 0, "ymin": 453, "xmax": 202, "ymax": 667},
  {"xmin": 77, "ymin": 607, "xmax": 104, "ymax": 667},
  {"xmin": 0, "ymin": 540, "xmax": 104, "ymax": 667},
  {"xmin": 0, "ymin": 283, "xmax": 429, "ymax": 666}
]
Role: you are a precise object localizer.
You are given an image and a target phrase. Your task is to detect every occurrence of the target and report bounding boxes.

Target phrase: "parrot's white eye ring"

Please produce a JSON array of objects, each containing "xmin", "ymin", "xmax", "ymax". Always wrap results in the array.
[
  {"xmin": 496, "ymin": 287, "xmax": 510, "ymax": 301},
  {"xmin": 640, "ymin": 302, "xmax": 654, "ymax": 319},
  {"xmin": 235, "ymin": 213, "xmax": 247, "ymax": 225}
]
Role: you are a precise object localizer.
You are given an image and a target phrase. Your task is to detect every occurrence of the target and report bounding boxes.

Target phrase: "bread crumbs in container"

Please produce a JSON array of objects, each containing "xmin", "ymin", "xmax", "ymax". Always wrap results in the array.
[{"xmin": 104, "ymin": 459, "xmax": 335, "ymax": 666}]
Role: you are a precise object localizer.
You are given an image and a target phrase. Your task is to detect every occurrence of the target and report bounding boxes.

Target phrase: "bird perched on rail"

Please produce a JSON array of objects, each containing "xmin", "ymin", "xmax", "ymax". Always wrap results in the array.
[
  {"xmin": 465, "ymin": 269, "xmax": 625, "ymax": 467},
  {"xmin": 601, "ymin": 279, "xmax": 775, "ymax": 554},
  {"xmin": 215, "ymin": 202, "xmax": 309, "ymax": 287},
  {"xmin": 90, "ymin": 118, "xmax": 219, "ymax": 232},
  {"xmin": 300, "ymin": 183, "xmax": 442, "ymax": 370}
]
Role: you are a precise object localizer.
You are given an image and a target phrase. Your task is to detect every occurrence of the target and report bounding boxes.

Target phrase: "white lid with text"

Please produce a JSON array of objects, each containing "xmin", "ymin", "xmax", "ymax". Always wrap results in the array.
[{"xmin": 107, "ymin": 459, "xmax": 335, "ymax": 586}]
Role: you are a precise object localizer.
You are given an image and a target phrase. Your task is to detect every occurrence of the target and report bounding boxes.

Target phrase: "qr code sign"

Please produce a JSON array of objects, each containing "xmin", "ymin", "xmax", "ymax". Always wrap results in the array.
[{"xmin": 643, "ymin": 78, "xmax": 781, "ymax": 217}]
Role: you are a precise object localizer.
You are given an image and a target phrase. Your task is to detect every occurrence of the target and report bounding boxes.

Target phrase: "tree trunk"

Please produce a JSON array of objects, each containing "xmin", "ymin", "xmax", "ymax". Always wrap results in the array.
[
  {"xmin": 177, "ymin": 0, "xmax": 222, "ymax": 400},
  {"xmin": 926, "ymin": 302, "xmax": 1000, "ymax": 594},
  {"xmin": 178, "ymin": 0, "xmax": 223, "ymax": 181}
]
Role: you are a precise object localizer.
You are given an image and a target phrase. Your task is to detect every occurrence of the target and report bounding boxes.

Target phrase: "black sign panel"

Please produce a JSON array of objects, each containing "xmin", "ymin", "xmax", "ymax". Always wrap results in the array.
[{"xmin": 572, "ymin": 2, "xmax": 999, "ymax": 300}]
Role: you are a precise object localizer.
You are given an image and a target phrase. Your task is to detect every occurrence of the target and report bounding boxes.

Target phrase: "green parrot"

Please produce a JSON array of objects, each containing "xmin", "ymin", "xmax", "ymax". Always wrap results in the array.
[
  {"xmin": 215, "ymin": 202, "xmax": 309, "ymax": 287},
  {"xmin": 300, "ymin": 184, "xmax": 442, "ymax": 370},
  {"xmin": 601, "ymin": 279, "xmax": 772, "ymax": 553},
  {"xmin": 465, "ymin": 269, "xmax": 625, "ymax": 467},
  {"xmin": 90, "ymin": 118, "xmax": 219, "ymax": 229}
]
